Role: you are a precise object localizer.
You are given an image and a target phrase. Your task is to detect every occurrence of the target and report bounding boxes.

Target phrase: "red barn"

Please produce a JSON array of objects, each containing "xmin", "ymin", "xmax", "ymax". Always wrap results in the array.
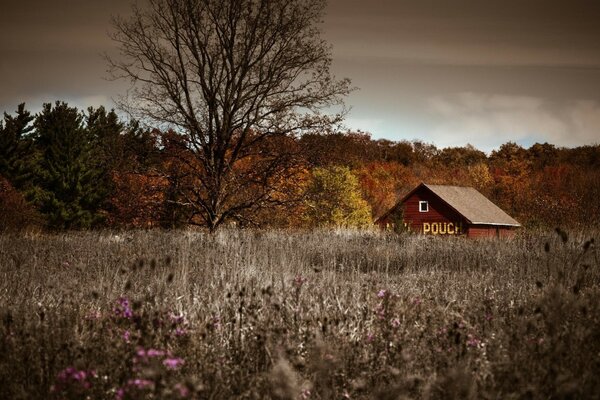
[{"xmin": 376, "ymin": 183, "xmax": 521, "ymax": 238}]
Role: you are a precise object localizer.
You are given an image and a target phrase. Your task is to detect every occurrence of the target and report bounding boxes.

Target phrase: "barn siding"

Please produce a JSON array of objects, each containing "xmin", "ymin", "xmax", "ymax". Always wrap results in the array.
[
  {"xmin": 467, "ymin": 226, "xmax": 496, "ymax": 238},
  {"xmin": 467, "ymin": 225, "xmax": 517, "ymax": 238},
  {"xmin": 381, "ymin": 187, "xmax": 467, "ymax": 235}
]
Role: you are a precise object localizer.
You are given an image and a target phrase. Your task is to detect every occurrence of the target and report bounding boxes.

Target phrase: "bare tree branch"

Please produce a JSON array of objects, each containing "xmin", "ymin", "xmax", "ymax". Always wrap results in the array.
[{"xmin": 108, "ymin": 0, "xmax": 352, "ymax": 231}]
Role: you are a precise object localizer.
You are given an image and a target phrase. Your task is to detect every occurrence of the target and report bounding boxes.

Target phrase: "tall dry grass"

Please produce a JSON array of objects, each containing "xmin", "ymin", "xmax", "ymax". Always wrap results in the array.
[{"xmin": 0, "ymin": 228, "xmax": 599, "ymax": 399}]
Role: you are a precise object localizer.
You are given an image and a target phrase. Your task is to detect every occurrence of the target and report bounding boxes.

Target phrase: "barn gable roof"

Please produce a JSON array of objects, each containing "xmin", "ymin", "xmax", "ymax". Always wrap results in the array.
[
  {"xmin": 421, "ymin": 184, "xmax": 521, "ymax": 227},
  {"xmin": 377, "ymin": 183, "xmax": 521, "ymax": 227}
]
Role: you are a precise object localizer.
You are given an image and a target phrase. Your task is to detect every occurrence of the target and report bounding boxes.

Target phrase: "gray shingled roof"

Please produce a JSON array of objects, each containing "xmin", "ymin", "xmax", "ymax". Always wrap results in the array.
[{"xmin": 424, "ymin": 184, "xmax": 521, "ymax": 227}]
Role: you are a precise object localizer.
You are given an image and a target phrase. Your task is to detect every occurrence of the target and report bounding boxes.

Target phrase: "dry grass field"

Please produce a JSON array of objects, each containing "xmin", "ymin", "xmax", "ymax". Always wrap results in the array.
[{"xmin": 1, "ymin": 228, "xmax": 599, "ymax": 399}]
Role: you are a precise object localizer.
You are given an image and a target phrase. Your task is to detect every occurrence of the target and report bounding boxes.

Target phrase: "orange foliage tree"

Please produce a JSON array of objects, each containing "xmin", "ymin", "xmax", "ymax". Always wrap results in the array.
[
  {"xmin": 354, "ymin": 161, "xmax": 418, "ymax": 219},
  {"xmin": 0, "ymin": 176, "xmax": 41, "ymax": 232},
  {"xmin": 105, "ymin": 171, "xmax": 170, "ymax": 228}
]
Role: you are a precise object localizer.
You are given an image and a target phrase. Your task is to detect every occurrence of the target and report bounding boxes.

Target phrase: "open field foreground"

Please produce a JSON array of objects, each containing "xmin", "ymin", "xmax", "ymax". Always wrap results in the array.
[{"xmin": 1, "ymin": 229, "xmax": 599, "ymax": 399}]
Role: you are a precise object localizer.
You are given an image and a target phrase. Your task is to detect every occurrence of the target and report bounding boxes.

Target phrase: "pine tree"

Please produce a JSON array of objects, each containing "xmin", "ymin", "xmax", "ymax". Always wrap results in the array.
[
  {"xmin": 32, "ymin": 101, "xmax": 106, "ymax": 229},
  {"xmin": 0, "ymin": 103, "xmax": 36, "ymax": 189},
  {"xmin": 86, "ymin": 106, "xmax": 124, "ymax": 171},
  {"xmin": 86, "ymin": 106, "xmax": 126, "ymax": 214}
]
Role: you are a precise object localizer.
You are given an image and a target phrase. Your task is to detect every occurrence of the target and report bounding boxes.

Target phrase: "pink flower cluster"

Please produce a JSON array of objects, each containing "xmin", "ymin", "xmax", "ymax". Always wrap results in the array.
[
  {"xmin": 163, "ymin": 357, "xmax": 185, "ymax": 370},
  {"xmin": 115, "ymin": 379, "xmax": 154, "ymax": 400},
  {"xmin": 133, "ymin": 347, "xmax": 185, "ymax": 370},
  {"xmin": 374, "ymin": 289, "xmax": 392, "ymax": 320},
  {"xmin": 466, "ymin": 334, "xmax": 482, "ymax": 348},
  {"xmin": 212, "ymin": 315, "xmax": 222, "ymax": 329},
  {"xmin": 135, "ymin": 347, "xmax": 165, "ymax": 360},
  {"xmin": 84, "ymin": 310, "xmax": 102, "ymax": 320},
  {"xmin": 169, "ymin": 313, "xmax": 189, "ymax": 336},
  {"xmin": 293, "ymin": 274, "xmax": 308, "ymax": 288},
  {"xmin": 174, "ymin": 383, "xmax": 191, "ymax": 398},
  {"xmin": 374, "ymin": 303, "xmax": 386, "ymax": 320},
  {"xmin": 114, "ymin": 297, "xmax": 133, "ymax": 319},
  {"xmin": 50, "ymin": 367, "xmax": 97, "ymax": 393},
  {"xmin": 116, "ymin": 348, "xmax": 187, "ymax": 398}
]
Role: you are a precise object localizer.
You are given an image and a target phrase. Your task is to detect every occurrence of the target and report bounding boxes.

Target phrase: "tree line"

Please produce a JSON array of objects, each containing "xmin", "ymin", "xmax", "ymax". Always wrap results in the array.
[{"xmin": 1, "ymin": 101, "xmax": 599, "ymax": 232}]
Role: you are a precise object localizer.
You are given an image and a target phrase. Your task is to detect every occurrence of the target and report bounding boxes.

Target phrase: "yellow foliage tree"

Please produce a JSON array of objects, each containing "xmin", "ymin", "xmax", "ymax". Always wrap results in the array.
[{"xmin": 304, "ymin": 166, "xmax": 372, "ymax": 228}]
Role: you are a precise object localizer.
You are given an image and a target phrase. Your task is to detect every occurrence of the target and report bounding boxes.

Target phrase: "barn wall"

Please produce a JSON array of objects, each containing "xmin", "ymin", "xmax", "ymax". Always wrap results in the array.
[
  {"xmin": 467, "ymin": 225, "xmax": 517, "ymax": 238},
  {"xmin": 500, "ymin": 228, "xmax": 517, "ymax": 238},
  {"xmin": 399, "ymin": 187, "xmax": 467, "ymax": 235},
  {"xmin": 467, "ymin": 226, "xmax": 496, "ymax": 238}
]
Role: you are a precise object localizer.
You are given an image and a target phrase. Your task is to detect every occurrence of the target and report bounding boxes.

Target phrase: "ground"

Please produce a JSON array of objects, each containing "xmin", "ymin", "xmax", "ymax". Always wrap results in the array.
[{"xmin": 0, "ymin": 228, "xmax": 599, "ymax": 399}]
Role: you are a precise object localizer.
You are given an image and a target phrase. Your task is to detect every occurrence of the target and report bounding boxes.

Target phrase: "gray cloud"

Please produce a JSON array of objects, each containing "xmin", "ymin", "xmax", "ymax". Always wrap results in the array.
[
  {"xmin": 425, "ymin": 93, "xmax": 600, "ymax": 150},
  {"xmin": 1, "ymin": 0, "xmax": 599, "ymax": 150}
]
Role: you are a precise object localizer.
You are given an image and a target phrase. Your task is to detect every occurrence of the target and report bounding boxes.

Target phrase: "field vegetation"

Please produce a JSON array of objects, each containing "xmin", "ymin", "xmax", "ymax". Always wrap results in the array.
[{"xmin": 1, "ymin": 228, "xmax": 599, "ymax": 399}]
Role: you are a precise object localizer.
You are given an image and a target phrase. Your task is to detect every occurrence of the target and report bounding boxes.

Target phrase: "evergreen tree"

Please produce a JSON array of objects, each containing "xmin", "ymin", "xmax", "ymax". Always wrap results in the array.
[
  {"xmin": 0, "ymin": 103, "xmax": 36, "ymax": 189},
  {"xmin": 86, "ymin": 106, "xmax": 124, "ymax": 171},
  {"xmin": 121, "ymin": 124, "xmax": 161, "ymax": 171},
  {"xmin": 86, "ymin": 106, "xmax": 125, "ymax": 213},
  {"xmin": 32, "ymin": 101, "xmax": 105, "ymax": 229}
]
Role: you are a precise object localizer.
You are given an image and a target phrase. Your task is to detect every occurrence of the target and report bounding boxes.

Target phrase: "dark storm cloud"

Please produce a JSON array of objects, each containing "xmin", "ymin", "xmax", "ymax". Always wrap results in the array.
[
  {"xmin": 0, "ymin": 0, "xmax": 133, "ymax": 114},
  {"xmin": 1, "ymin": 0, "xmax": 599, "ymax": 149},
  {"xmin": 326, "ymin": 0, "xmax": 600, "ymax": 66}
]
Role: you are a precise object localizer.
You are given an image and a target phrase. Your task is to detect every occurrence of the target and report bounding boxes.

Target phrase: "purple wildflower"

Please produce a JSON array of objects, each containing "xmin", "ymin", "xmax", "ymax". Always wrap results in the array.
[
  {"xmin": 377, "ymin": 289, "xmax": 387, "ymax": 298},
  {"xmin": 135, "ymin": 347, "xmax": 166, "ymax": 361},
  {"xmin": 163, "ymin": 357, "xmax": 185, "ymax": 370},
  {"xmin": 169, "ymin": 313, "xmax": 186, "ymax": 325},
  {"xmin": 374, "ymin": 303, "xmax": 385, "ymax": 319},
  {"xmin": 466, "ymin": 334, "xmax": 481, "ymax": 348},
  {"xmin": 147, "ymin": 349, "xmax": 165, "ymax": 357},
  {"xmin": 169, "ymin": 313, "xmax": 189, "ymax": 336},
  {"xmin": 174, "ymin": 383, "xmax": 190, "ymax": 398},
  {"xmin": 128, "ymin": 378, "xmax": 153, "ymax": 389},
  {"xmin": 114, "ymin": 297, "xmax": 133, "ymax": 319},
  {"xmin": 293, "ymin": 274, "xmax": 307, "ymax": 288},
  {"xmin": 52, "ymin": 367, "xmax": 96, "ymax": 393},
  {"xmin": 84, "ymin": 310, "xmax": 102, "ymax": 320}
]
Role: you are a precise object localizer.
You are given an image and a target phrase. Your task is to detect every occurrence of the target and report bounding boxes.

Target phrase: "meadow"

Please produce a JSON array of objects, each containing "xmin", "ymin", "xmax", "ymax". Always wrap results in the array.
[{"xmin": 0, "ymin": 228, "xmax": 599, "ymax": 399}]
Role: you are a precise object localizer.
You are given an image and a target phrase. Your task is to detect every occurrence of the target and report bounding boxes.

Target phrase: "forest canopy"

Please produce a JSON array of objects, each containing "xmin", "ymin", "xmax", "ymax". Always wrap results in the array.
[{"xmin": 1, "ymin": 102, "xmax": 599, "ymax": 231}]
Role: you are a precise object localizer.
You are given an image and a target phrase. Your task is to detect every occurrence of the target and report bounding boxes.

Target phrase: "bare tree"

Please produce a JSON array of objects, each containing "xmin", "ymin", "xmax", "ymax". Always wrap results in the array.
[{"xmin": 108, "ymin": 0, "xmax": 352, "ymax": 230}]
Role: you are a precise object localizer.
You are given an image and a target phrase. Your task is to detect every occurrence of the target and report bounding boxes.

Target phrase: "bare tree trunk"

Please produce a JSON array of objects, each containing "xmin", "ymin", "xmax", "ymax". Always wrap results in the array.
[{"xmin": 108, "ymin": 0, "xmax": 352, "ymax": 230}]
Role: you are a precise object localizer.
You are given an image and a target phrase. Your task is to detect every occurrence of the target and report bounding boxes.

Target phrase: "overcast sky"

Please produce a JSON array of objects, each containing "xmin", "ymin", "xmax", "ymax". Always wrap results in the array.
[{"xmin": 1, "ymin": 0, "xmax": 599, "ymax": 151}]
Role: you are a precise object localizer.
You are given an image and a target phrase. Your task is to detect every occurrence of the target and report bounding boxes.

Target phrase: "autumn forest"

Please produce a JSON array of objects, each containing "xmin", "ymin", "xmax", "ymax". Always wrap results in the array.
[{"xmin": 2, "ymin": 101, "xmax": 598, "ymax": 232}]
